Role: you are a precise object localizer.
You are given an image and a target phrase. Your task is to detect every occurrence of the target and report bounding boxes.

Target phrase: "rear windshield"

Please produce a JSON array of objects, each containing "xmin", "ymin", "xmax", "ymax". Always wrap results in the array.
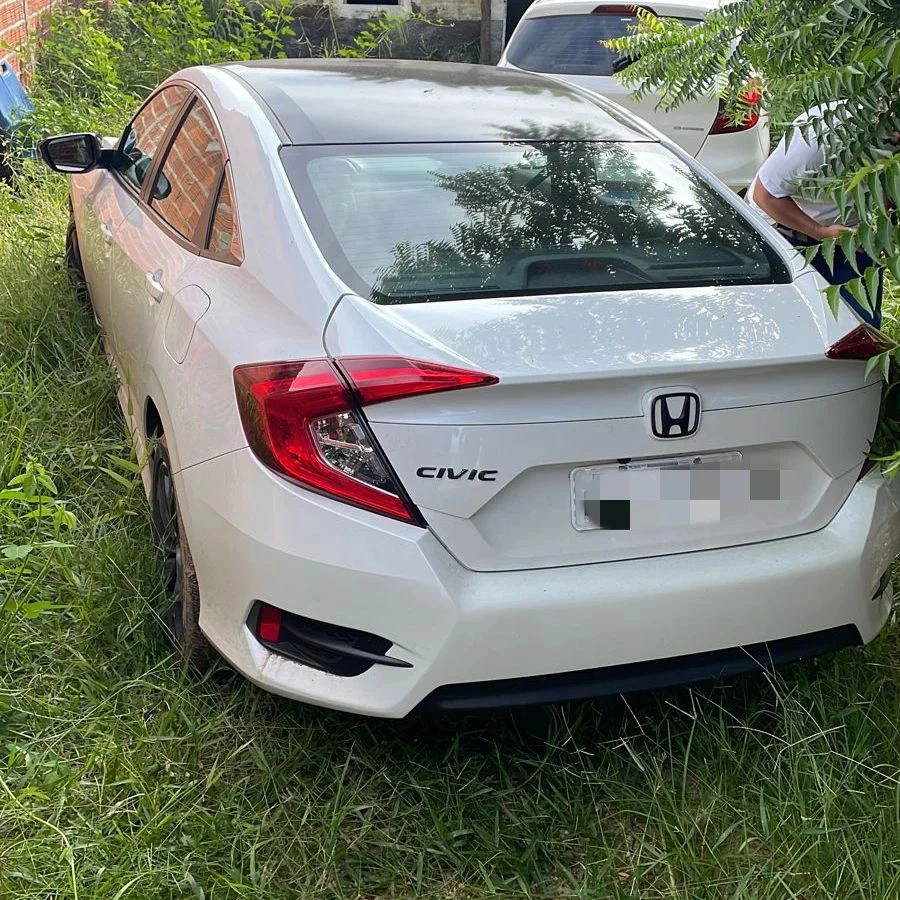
[
  {"xmin": 282, "ymin": 142, "xmax": 788, "ymax": 305},
  {"xmin": 506, "ymin": 13, "xmax": 701, "ymax": 77}
]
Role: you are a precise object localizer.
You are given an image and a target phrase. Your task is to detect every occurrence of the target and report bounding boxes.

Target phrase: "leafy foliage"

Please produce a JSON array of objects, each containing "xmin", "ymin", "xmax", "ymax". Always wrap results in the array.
[
  {"xmin": 14, "ymin": 0, "xmax": 295, "ymax": 144},
  {"xmin": 609, "ymin": 0, "xmax": 900, "ymax": 468},
  {"xmin": 333, "ymin": 10, "xmax": 435, "ymax": 59}
]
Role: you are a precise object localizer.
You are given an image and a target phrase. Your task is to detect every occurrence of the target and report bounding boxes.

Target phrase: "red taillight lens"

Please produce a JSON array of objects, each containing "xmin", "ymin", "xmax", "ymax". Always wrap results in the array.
[
  {"xmin": 257, "ymin": 603, "xmax": 283, "ymax": 643},
  {"xmin": 338, "ymin": 356, "xmax": 499, "ymax": 405},
  {"xmin": 709, "ymin": 90, "xmax": 761, "ymax": 135},
  {"xmin": 234, "ymin": 356, "xmax": 497, "ymax": 523},
  {"xmin": 826, "ymin": 325, "xmax": 896, "ymax": 360},
  {"xmin": 591, "ymin": 4, "xmax": 655, "ymax": 13}
]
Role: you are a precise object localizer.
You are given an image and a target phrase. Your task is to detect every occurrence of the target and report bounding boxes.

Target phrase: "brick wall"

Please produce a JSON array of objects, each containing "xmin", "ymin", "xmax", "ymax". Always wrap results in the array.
[{"xmin": 0, "ymin": 0, "xmax": 65, "ymax": 72}]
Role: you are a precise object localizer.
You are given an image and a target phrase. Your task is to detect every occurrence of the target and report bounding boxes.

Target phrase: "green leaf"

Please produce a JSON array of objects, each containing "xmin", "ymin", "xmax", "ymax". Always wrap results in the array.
[
  {"xmin": 820, "ymin": 238, "xmax": 836, "ymax": 274},
  {"xmin": 825, "ymin": 284, "xmax": 843, "ymax": 318},
  {"xmin": 877, "ymin": 215, "xmax": 893, "ymax": 255},
  {"xmin": 887, "ymin": 254, "xmax": 900, "ymax": 282},
  {"xmin": 109, "ymin": 454, "xmax": 141, "ymax": 474},
  {"xmin": 869, "ymin": 173, "xmax": 887, "ymax": 216},
  {"xmin": 865, "ymin": 352, "xmax": 886, "ymax": 380},
  {"xmin": 839, "ymin": 231, "xmax": 861, "ymax": 274},
  {"xmin": 864, "ymin": 264, "xmax": 881, "ymax": 310},
  {"xmin": 846, "ymin": 164, "xmax": 872, "ymax": 191},
  {"xmin": 2, "ymin": 545, "xmax": 34, "ymax": 560},
  {"xmin": 21, "ymin": 602, "xmax": 68, "ymax": 620},
  {"xmin": 845, "ymin": 277, "xmax": 873, "ymax": 315},
  {"xmin": 856, "ymin": 221, "xmax": 878, "ymax": 259},
  {"xmin": 98, "ymin": 467, "xmax": 135, "ymax": 489},
  {"xmin": 886, "ymin": 161, "xmax": 900, "ymax": 207}
]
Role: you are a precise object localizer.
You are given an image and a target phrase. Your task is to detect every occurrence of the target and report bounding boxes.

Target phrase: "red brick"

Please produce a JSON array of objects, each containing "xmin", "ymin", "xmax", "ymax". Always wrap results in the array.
[{"xmin": 1, "ymin": 1, "xmax": 71, "ymax": 73}]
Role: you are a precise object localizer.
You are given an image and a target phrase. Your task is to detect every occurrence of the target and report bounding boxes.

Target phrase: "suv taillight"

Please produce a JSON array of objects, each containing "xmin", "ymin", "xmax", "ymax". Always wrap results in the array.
[
  {"xmin": 234, "ymin": 356, "xmax": 497, "ymax": 523},
  {"xmin": 709, "ymin": 89, "xmax": 761, "ymax": 135},
  {"xmin": 591, "ymin": 4, "xmax": 655, "ymax": 13},
  {"xmin": 826, "ymin": 325, "xmax": 896, "ymax": 361}
]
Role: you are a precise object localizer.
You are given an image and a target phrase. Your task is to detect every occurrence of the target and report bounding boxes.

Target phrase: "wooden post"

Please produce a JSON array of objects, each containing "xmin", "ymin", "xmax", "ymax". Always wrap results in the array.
[{"xmin": 480, "ymin": 0, "xmax": 492, "ymax": 64}]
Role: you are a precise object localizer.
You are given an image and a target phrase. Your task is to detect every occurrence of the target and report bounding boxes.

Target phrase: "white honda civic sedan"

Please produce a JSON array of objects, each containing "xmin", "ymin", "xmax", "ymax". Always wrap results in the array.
[
  {"xmin": 40, "ymin": 59, "xmax": 898, "ymax": 717},
  {"xmin": 499, "ymin": 0, "xmax": 768, "ymax": 193}
]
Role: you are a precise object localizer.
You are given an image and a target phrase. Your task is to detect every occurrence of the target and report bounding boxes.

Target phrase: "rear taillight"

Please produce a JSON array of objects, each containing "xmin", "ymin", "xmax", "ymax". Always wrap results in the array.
[
  {"xmin": 709, "ymin": 89, "xmax": 761, "ymax": 135},
  {"xmin": 826, "ymin": 325, "xmax": 896, "ymax": 360},
  {"xmin": 591, "ymin": 4, "xmax": 655, "ymax": 13},
  {"xmin": 234, "ymin": 356, "xmax": 497, "ymax": 523}
]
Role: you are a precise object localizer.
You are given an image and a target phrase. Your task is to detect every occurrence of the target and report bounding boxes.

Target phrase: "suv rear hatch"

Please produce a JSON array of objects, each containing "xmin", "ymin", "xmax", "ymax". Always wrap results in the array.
[
  {"xmin": 325, "ymin": 284, "xmax": 878, "ymax": 572},
  {"xmin": 502, "ymin": 4, "xmax": 717, "ymax": 154}
]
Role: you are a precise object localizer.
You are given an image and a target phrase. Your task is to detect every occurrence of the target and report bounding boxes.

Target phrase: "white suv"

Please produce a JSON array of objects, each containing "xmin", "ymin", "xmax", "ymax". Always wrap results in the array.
[{"xmin": 499, "ymin": 0, "xmax": 768, "ymax": 193}]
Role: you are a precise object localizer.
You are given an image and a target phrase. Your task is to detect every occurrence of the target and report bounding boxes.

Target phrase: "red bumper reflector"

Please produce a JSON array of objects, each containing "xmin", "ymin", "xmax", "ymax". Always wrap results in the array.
[{"xmin": 257, "ymin": 603, "xmax": 283, "ymax": 643}]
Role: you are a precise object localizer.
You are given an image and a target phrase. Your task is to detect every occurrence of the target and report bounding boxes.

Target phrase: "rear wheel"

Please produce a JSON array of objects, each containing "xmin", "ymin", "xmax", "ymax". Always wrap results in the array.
[{"xmin": 149, "ymin": 433, "xmax": 215, "ymax": 670}]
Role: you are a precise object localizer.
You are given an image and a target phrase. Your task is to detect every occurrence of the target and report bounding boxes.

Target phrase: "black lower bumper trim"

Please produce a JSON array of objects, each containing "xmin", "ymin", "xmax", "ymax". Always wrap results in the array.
[
  {"xmin": 247, "ymin": 601, "xmax": 409, "ymax": 677},
  {"xmin": 420, "ymin": 625, "xmax": 862, "ymax": 713}
]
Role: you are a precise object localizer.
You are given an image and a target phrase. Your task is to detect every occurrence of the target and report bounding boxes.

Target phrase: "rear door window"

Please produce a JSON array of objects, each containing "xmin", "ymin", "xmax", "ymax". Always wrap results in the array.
[
  {"xmin": 506, "ymin": 13, "xmax": 701, "ymax": 76},
  {"xmin": 116, "ymin": 85, "xmax": 190, "ymax": 193},
  {"xmin": 151, "ymin": 100, "xmax": 225, "ymax": 243}
]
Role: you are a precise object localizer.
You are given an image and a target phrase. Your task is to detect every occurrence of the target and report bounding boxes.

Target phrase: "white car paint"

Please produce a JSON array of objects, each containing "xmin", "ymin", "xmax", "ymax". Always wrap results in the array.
[
  {"xmin": 64, "ymin": 60, "xmax": 898, "ymax": 717},
  {"xmin": 498, "ymin": 0, "xmax": 768, "ymax": 192}
]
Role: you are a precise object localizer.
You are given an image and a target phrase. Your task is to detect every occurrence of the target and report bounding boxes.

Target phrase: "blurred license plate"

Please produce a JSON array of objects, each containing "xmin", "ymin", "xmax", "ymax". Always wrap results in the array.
[{"xmin": 571, "ymin": 451, "xmax": 745, "ymax": 532}]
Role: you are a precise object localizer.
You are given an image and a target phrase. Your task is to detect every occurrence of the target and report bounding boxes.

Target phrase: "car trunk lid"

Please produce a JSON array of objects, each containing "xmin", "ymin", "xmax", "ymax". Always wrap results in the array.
[{"xmin": 324, "ymin": 283, "xmax": 878, "ymax": 572}]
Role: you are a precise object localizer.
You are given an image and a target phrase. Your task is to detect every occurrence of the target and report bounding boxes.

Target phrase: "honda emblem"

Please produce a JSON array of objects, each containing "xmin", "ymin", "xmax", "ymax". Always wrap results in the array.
[{"xmin": 650, "ymin": 392, "xmax": 701, "ymax": 439}]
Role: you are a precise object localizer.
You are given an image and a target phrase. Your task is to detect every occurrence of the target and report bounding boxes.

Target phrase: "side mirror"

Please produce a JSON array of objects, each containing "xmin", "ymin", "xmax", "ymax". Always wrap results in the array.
[{"xmin": 38, "ymin": 133, "xmax": 103, "ymax": 174}]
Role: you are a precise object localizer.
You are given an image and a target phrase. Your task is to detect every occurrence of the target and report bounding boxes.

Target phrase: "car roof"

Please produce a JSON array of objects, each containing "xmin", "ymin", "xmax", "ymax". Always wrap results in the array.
[
  {"xmin": 521, "ymin": 0, "xmax": 721, "ymax": 17},
  {"xmin": 219, "ymin": 58, "xmax": 654, "ymax": 145}
]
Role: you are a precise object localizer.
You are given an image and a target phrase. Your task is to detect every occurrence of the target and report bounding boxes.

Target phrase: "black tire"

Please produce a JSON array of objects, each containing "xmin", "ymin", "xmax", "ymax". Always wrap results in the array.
[
  {"xmin": 149, "ymin": 433, "xmax": 215, "ymax": 671},
  {"xmin": 65, "ymin": 214, "xmax": 96, "ymax": 319},
  {"xmin": 65, "ymin": 215, "xmax": 85, "ymax": 285}
]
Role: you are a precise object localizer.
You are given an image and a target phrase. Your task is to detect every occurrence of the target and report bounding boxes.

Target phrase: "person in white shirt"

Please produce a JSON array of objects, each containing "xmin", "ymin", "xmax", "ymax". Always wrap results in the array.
[{"xmin": 750, "ymin": 104, "xmax": 894, "ymax": 327}]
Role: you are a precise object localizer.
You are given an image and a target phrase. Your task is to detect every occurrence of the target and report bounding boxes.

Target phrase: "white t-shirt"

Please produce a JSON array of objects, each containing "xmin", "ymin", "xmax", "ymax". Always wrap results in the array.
[{"xmin": 749, "ymin": 104, "xmax": 848, "ymax": 227}]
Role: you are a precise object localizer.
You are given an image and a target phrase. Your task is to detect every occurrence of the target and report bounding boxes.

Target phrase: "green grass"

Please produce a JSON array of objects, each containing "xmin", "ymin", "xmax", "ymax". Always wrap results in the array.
[{"xmin": 1, "ymin": 168, "xmax": 900, "ymax": 900}]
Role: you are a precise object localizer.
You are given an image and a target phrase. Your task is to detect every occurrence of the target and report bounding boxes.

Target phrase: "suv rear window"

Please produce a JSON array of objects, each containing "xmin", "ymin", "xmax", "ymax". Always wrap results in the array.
[
  {"xmin": 282, "ymin": 142, "xmax": 788, "ymax": 305},
  {"xmin": 506, "ymin": 13, "xmax": 701, "ymax": 77}
]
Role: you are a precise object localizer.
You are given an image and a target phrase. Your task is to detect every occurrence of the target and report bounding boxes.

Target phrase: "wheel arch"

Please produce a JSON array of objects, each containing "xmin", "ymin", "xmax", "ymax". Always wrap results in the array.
[
  {"xmin": 140, "ymin": 386, "xmax": 180, "ymax": 472},
  {"xmin": 145, "ymin": 396, "xmax": 164, "ymax": 439}
]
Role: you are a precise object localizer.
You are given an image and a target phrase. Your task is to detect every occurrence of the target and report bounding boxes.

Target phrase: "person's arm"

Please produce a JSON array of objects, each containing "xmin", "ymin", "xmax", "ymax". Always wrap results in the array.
[{"xmin": 752, "ymin": 179, "xmax": 851, "ymax": 241}]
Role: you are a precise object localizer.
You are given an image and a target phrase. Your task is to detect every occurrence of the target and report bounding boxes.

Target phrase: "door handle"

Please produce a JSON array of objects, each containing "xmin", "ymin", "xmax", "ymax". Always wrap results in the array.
[
  {"xmin": 101, "ymin": 222, "xmax": 113, "ymax": 244},
  {"xmin": 145, "ymin": 271, "xmax": 165, "ymax": 301}
]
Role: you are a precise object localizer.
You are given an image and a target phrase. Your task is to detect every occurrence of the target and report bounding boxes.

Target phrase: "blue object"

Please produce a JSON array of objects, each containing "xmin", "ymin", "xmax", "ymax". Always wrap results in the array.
[
  {"xmin": 0, "ymin": 57, "xmax": 33, "ymax": 134},
  {"xmin": 786, "ymin": 232, "xmax": 883, "ymax": 328}
]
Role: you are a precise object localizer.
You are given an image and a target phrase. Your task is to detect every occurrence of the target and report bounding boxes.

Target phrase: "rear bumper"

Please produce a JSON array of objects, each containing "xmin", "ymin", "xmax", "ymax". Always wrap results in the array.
[
  {"xmin": 178, "ymin": 449, "xmax": 900, "ymax": 718},
  {"xmin": 422, "ymin": 625, "xmax": 862, "ymax": 711}
]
